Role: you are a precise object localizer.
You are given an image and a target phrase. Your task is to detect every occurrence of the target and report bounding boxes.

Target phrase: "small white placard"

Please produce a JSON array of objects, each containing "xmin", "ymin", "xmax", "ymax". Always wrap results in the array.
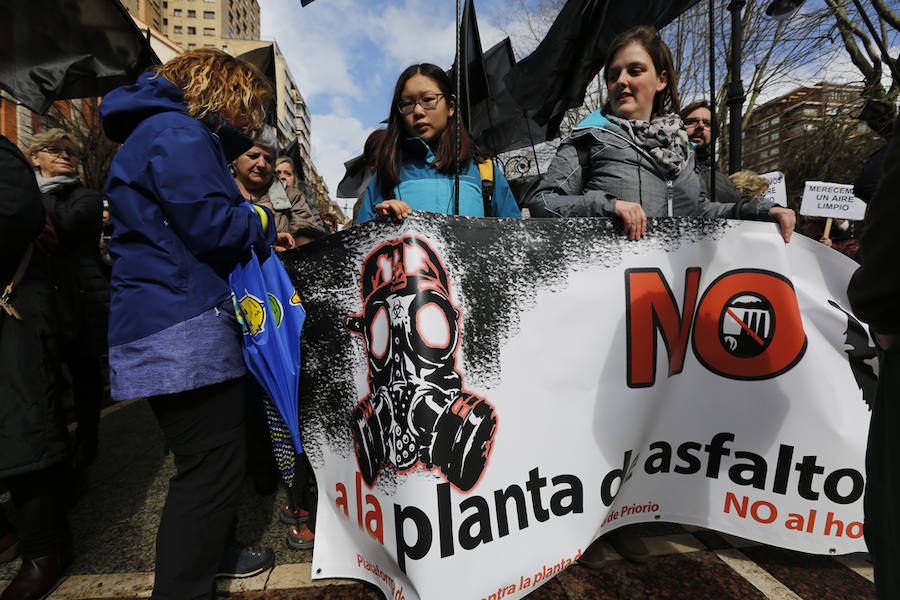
[
  {"xmin": 760, "ymin": 171, "xmax": 787, "ymax": 207},
  {"xmin": 799, "ymin": 181, "xmax": 866, "ymax": 220}
]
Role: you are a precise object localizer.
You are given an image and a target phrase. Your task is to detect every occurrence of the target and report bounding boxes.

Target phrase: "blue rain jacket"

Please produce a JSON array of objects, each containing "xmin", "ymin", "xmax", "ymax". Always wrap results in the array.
[
  {"xmin": 356, "ymin": 137, "xmax": 521, "ymax": 222},
  {"xmin": 100, "ymin": 72, "xmax": 275, "ymax": 347}
]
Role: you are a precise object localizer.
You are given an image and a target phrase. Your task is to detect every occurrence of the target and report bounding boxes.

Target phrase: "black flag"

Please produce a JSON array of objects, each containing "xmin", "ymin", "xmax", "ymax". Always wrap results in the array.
[
  {"xmin": 0, "ymin": 0, "xmax": 159, "ymax": 114},
  {"xmin": 503, "ymin": 0, "xmax": 700, "ymax": 137},
  {"xmin": 448, "ymin": 0, "xmax": 490, "ymax": 132}
]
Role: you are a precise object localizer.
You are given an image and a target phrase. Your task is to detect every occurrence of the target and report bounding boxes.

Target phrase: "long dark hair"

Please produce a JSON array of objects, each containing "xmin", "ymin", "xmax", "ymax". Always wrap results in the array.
[
  {"xmin": 375, "ymin": 63, "xmax": 481, "ymax": 197},
  {"xmin": 603, "ymin": 25, "xmax": 680, "ymax": 118}
]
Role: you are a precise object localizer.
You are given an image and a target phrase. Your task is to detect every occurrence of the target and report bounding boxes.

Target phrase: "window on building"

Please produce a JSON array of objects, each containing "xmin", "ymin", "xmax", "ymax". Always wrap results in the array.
[
  {"xmin": 174, "ymin": 25, "xmax": 182, "ymax": 33},
  {"xmin": 204, "ymin": 10, "xmax": 215, "ymax": 18},
  {"xmin": 173, "ymin": 8, "xmax": 182, "ymax": 15},
  {"xmin": 188, "ymin": 43, "xmax": 196, "ymax": 48},
  {"xmin": 188, "ymin": 9, "xmax": 196, "ymax": 17},
  {"xmin": 203, "ymin": 27, "xmax": 214, "ymax": 35},
  {"xmin": 222, "ymin": 45, "xmax": 228, "ymax": 52},
  {"xmin": 163, "ymin": 1, "xmax": 167, "ymax": 6},
  {"xmin": 163, "ymin": 18, "xmax": 168, "ymax": 25},
  {"xmin": 188, "ymin": 26, "xmax": 196, "ymax": 34}
]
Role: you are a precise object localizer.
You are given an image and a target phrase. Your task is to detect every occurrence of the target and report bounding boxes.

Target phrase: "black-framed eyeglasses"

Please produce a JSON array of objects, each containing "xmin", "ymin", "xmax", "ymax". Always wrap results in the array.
[
  {"xmin": 684, "ymin": 118, "xmax": 711, "ymax": 128},
  {"xmin": 39, "ymin": 146, "xmax": 77, "ymax": 158},
  {"xmin": 396, "ymin": 93, "xmax": 445, "ymax": 115}
]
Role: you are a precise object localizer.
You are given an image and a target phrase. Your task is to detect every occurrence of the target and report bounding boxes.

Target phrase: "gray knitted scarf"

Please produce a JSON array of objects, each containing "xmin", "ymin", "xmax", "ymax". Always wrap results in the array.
[{"xmin": 605, "ymin": 113, "xmax": 691, "ymax": 178}]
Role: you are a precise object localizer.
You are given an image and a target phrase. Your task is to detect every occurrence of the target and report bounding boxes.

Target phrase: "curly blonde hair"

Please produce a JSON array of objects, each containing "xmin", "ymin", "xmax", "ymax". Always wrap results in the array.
[{"xmin": 153, "ymin": 49, "xmax": 272, "ymax": 135}]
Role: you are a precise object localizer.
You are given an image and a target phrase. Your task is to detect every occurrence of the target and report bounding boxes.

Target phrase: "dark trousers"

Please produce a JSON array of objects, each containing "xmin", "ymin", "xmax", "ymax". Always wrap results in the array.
[
  {"xmin": 63, "ymin": 331, "xmax": 103, "ymax": 449},
  {"xmin": 865, "ymin": 349, "xmax": 900, "ymax": 599},
  {"xmin": 148, "ymin": 377, "xmax": 247, "ymax": 600},
  {"xmin": 0, "ymin": 462, "xmax": 70, "ymax": 559}
]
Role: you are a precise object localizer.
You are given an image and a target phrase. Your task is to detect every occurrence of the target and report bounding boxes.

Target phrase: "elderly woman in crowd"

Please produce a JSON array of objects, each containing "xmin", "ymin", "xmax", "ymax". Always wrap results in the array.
[
  {"xmin": 26, "ymin": 128, "xmax": 107, "ymax": 474},
  {"xmin": 99, "ymin": 49, "xmax": 292, "ymax": 599},
  {"xmin": 275, "ymin": 155, "xmax": 327, "ymax": 232},
  {"xmin": 0, "ymin": 135, "xmax": 72, "ymax": 600},
  {"xmin": 233, "ymin": 128, "xmax": 323, "ymax": 239}
]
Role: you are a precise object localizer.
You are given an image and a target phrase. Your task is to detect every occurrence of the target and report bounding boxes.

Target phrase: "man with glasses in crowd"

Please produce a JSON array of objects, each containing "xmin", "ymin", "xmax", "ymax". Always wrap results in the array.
[{"xmin": 680, "ymin": 100, "xmax": 742, "ymax": 204}]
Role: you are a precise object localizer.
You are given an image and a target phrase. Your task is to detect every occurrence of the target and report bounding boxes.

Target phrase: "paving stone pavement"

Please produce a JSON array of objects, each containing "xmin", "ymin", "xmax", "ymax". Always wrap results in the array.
[{"xmin": 0, "ymin": 400, "xmax": 877, "ymax": 599}]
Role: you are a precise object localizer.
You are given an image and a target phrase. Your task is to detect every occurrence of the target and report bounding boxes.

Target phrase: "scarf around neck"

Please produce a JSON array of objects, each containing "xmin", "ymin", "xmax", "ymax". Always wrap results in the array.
[
  {"xmin": 36, "ymin": 173, "xmax": 81, "ymax": 194},
  {"xmin": 605, "ymin": 113, "xmax": 691, "ymax": 178}
]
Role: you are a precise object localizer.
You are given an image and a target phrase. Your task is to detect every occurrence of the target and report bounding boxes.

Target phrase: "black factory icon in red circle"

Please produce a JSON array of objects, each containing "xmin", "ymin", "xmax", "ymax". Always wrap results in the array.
[{"xmin": 718, "ymin": 292, "xmax": 776, "ymax": 358}]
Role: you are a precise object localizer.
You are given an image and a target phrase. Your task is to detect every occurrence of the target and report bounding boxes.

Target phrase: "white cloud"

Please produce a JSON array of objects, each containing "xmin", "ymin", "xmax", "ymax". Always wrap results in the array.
[
  {"xmin": 259, "ymin": 0, "xmax": 369, "ymax": 100},
  {"xmin": 309, "ymin": 112, "xmax": 372, "ymax": 213}
]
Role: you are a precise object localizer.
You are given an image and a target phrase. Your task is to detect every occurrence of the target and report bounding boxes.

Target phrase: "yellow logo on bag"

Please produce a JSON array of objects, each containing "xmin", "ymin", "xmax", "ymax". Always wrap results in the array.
[{"xmin": 237, "ymin": 293, "xmax": 266, "ymax": 336}]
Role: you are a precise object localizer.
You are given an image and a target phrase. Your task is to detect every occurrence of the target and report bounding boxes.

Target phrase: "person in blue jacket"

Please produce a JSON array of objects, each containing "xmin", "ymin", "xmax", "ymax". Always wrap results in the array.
[
  {"xmin": 99, "ymin": 49, "xmax": 292, "ymax": 600},
  {"xmin": 355, "ymin": 63, "xmax": 520, "ymax": 222}
]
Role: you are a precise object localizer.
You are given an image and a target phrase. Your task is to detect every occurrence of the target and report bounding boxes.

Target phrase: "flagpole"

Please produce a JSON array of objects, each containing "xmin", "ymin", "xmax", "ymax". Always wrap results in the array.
[
  {"xmin": 708, "ymin": 0, "xmax": 717, "ymax": 205},
  {"xmin": 454, "ymin": 0, "xmax": 462, "ymax": 215}
]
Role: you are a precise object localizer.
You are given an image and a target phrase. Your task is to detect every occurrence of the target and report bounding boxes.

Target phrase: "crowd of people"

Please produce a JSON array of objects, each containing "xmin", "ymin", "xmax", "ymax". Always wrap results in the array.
[{"xmin": 0, "ymin": 20, "xmax": 895, "ymax": 600}]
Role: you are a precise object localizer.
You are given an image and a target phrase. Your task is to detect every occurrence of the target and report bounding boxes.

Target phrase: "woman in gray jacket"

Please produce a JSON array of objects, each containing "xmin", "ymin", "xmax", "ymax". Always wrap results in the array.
[
  {"xmin": 528, "ymin": 25, "xmax": 795, "ymax": 243},
  {"xmin": 529, "ymin": 25, "xmax": 795, "ymax": 568}
]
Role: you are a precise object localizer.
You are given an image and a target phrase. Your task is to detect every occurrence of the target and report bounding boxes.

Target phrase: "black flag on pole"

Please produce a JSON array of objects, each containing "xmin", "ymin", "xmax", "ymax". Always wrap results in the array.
[
  {"xmin": 0, "ymin": 0, "xmax": 159, "ymax": 114},
  {"xmin": 447, "ymin": 0, "xmax": 490, "ymax": 132}
]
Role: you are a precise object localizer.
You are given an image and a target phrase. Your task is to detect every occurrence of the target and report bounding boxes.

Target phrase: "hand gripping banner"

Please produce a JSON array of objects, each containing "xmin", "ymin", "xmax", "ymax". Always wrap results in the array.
[{"xmin": 280, "ymin": 213, "xmax": 874, "ymax": 600}]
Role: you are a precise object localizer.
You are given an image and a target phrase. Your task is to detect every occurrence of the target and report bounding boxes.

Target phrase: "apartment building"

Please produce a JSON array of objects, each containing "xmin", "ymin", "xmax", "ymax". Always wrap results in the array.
[
  {"xmin": 163, "ymin": 0, "xmax": 259, "ymax": 52},
  {"xmin": 743, "ymin": 82, "xmax": 876, "ymax": 175}
]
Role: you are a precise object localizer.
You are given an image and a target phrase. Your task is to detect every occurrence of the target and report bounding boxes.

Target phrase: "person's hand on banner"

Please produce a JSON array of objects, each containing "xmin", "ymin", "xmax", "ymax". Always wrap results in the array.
[
  {"xmin": 374, "ymin": 199, "xmax": 412, "ymax": 220},
  {"xmin": 274, "ymin": 232, "xmax": 295, "ymax": 252},
  {"xmin": 615, "ymin": 200, "xmax": 647, "ymax": 240},
  {"xmin": 768, "ymin": 206, "xmax": 796, "ymax": 243}
]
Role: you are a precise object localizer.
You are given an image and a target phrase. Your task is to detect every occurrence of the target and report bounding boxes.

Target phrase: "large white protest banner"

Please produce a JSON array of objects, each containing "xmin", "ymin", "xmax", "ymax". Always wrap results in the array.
[
  {"xmin": 760, "ymin": 171, "xmax": 787, "ymax": 206},
  {"xmin": 283, "ymin": 214, "xmax": 875, "ymax": 600},
  {"xmin": 800, "ymin": 181, "xmax": 867, "ymax": 220}
]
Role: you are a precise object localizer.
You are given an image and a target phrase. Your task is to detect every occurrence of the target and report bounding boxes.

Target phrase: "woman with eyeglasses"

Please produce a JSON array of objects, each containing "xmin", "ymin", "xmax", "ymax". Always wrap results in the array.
[
  {"xmin": 354, "ymin": 63, "xmax": 520, "ymax": 222},
  {"xmin": 528, "ymin": 26, "xmax": 794, "ymax": 243},
  {"xmin": 25, "ymin": 129, "xmax": 108, "ymax": 476}
]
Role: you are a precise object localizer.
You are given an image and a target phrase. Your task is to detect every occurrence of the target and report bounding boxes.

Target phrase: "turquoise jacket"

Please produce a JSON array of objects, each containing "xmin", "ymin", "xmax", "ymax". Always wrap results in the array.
[{"xmin": 356, "ymin": 137, "xmax": 521, "ymax": 222}]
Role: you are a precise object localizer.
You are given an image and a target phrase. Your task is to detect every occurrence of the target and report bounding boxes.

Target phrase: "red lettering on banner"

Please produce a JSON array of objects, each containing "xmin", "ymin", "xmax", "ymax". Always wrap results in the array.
[
  {"xmin": 692, "ymin": 270, "xmax": 806, "ymax": 380},
  {"xmin": 625, "ymin": 268, "xmax": 806, "ymax": 386},
  {"xmin": 626, "ymin": 268, "xmax": 701, "ymax": 387}
]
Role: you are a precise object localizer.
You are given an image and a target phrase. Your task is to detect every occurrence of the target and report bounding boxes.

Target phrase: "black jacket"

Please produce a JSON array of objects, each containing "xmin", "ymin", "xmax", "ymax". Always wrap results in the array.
[
  {"xmin": 0, "ymin": 135, "xmax": 68, "ymax": 478},
  {"xmin": 849, "ymin": 120, "xmax": 900, "ymax": 334},
  {"xmin": 43, "ymin": 181, "xmax": 109, "ymax": 351},
  {"xmin": 694, "ymin": 145, "xmax": 743, "ymax": 205}
]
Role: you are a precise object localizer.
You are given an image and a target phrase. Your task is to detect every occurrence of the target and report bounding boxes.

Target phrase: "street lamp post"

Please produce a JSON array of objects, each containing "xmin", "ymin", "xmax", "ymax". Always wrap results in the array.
[{"xmin": 727, "ymin": 0, "xmax": 746, "ymax": 175}]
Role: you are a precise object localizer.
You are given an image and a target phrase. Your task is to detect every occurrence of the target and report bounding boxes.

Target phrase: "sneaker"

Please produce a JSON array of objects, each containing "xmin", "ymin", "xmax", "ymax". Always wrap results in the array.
[
  {"xmin": 0, "ymin": 531, "xmax": 19, "ymax": 564},
  {"xmin": 215, "ymin": 543, "xmax": 275, "ymax": 578},
  {"xmin": 279, "ymin": 504, "xmax": 310, "ymax": 526},
  {"xmin": 605, "ymin": 526, "xmax": 649, "ymax": 564},
  {"xmin": 286, "ymin": 525, "xmax": 315, "ymax": 550}
]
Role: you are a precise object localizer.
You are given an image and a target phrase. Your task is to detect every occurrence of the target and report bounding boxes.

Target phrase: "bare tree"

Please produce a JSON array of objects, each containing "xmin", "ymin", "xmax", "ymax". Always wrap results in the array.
[
  {"xmin": 494, "ymin": 0, "xmax": 838, "ymax": 172},
  {"xmin": 824, "ymin": 0, "xmax": 898, "ymax": 137}
]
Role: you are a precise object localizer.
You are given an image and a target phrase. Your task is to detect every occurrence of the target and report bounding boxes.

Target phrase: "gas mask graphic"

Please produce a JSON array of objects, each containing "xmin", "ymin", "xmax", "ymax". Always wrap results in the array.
[{"xmin": 346, "ymin": 236, "xmax": 497, "ymax": 492}]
